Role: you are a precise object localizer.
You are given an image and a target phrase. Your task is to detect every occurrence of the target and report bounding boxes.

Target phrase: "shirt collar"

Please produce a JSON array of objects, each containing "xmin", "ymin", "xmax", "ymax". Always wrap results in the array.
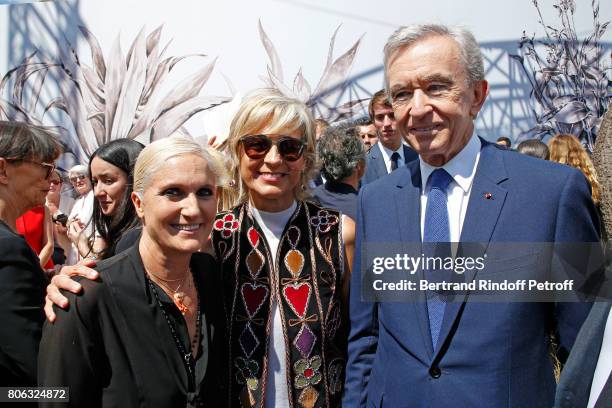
[
  {"xmin": 419, "ymin": 133, "xmax": 481, "ymax": 193},
  {"xmin": 379, "ymin": 142, "xmax": 404, "ymax": 161}
]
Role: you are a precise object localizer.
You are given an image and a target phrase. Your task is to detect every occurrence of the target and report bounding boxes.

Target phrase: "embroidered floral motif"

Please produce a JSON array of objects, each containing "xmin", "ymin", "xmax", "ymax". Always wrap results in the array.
[
  {"xmin": 327, "ymin": 358, "xmax": 344, "ymax": 395},
  {"xmin": 213, "ymin": 213, "xmax": 239, "ymax": 238},
  {"xmin": 294, "ymin": 356, "xmax": 323, "ymax": 389},
  {"xmin": 310, "ymin": 209, "xmax": 339, "ymax": 233},
  {"xmin": 235, "ymin": 357, "xmax": 259, "ymax": 390}
]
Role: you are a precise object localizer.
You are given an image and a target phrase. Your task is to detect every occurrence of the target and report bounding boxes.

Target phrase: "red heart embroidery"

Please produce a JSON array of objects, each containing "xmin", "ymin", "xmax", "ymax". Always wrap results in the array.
[
  {"xmin": 248, "ymin": 227, "xmax": 260, "ymax": 248},
  {"xmin": 283, "ymin": 283, "xmax": 311, "ymax": 318},
  {"xmin": 241, "ymin": 283, "xmax": 268, "ymax": 318}
]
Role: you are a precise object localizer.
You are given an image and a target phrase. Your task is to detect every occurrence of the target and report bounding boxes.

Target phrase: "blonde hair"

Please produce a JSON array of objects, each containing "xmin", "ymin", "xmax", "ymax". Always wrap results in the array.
[
  {"xmin": 133, "ymin": 137, "xmax": 229, "ymax": 196},
  {"xmin": 225, "ymin": 88, "xmax": 316, "ymax": 208},
  {"xmin": 548, "ymin": 134, "xmax": 600, "ymax": 205}
]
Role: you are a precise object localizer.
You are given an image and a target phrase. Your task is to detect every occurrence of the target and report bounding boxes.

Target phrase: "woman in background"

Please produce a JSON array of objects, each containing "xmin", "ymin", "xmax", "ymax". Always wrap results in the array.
[
  {"xmin": 46, "ymin": 169, "xmax": 74, "ymax": 265},
  {"xmin": 16, "ymin": 204, "xmax": 54, "ymax": 269},
  {"xmin": 548, "ymin": 134, "xmax": 600, "ymax": 206},
  {"xmin": 66, "ymin": 164, "xmax": 93, "ymax": 264},
  {"xmin": 70, "ymin": 139, "xmax": 144, "ymax": 260},
  {"xmin": 0, "ymin": 120, "xmax": 60, "ymax": 386}
]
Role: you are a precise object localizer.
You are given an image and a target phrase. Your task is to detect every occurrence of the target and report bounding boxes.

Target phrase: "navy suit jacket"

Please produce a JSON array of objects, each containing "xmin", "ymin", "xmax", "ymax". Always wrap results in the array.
[
  {"xmin": 343, "ymin": 140, "xmax": 600, "ymax": 408},
  {"xmin": 362, "ymin": 142, "xmax": 418, "ymax": 185}
]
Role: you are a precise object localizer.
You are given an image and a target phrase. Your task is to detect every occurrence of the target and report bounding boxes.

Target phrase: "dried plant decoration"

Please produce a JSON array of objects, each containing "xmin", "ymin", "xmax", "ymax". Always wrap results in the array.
[
  {"xmin": 0, "ymin": 25, "xmax": 230, "ymax": 164},
  {"xmin": 258, "ymin": 20, "xmax": 366, "ymax": 122},
  {"xmin": 510, "ymin": 0, "xmax": 611, "ymax": 151}
]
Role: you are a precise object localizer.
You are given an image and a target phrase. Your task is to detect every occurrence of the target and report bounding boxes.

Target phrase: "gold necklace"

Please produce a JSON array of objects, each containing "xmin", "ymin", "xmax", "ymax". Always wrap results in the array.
[{"xmin": 147, "ymin": 269, "xmax": 193, "ymax": 315}]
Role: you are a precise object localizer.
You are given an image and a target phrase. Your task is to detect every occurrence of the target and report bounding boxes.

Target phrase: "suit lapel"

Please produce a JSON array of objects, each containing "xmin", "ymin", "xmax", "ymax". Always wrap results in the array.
[
  {"xmin": 393, "ymin": 162, "xmax": 434, "ymax": 357},
  {"xmin": 373, "ymin": 143, "xmax": 388, "ymax": 177},
  {"xmin": 433, "ymin": 140, "xmax": 509, "ymax": 358}
]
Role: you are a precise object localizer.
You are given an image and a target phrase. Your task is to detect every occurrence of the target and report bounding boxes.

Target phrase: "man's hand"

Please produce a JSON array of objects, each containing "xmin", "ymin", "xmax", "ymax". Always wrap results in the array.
[{"xmin": 44, "ymin": 260, "xmax": 99, "ymax": 323}]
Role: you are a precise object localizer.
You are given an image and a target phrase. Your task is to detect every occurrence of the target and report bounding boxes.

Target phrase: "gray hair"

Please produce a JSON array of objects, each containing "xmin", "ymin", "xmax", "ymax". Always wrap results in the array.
[
  {"xmin": 133, "ymin": 137, "xmax": 229, "ymax": 195},
  {"xmin": 0, "ymin": 121, "xmax": 60, "ymax": 162},
  {"xmin": 69, "ymin": 164, "xmax": 89, "ymax": 178},
  {"xmin": 383, "ymin": 24, "xmax": 485, "ymax": 91},
  {"xmin": 317, "ymin": 121, "xmax": 365, "ymax": 182}
]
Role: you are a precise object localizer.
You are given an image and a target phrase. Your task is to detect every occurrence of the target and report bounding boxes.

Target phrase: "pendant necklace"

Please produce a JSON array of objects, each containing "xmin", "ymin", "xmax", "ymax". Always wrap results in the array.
[{"xmin": 147, "ymin": 269, "xmax": 192, "ymax": 315}]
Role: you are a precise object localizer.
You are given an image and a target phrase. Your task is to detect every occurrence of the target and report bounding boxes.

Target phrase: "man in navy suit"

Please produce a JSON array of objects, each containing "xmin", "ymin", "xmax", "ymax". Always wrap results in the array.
[
  {"xmin": 343, "ymin": 24, "xmax": 600, "ymax": 407},
  {"xmin": 362, "ymin": 90, "xmax": 418, "ymax": 184}
]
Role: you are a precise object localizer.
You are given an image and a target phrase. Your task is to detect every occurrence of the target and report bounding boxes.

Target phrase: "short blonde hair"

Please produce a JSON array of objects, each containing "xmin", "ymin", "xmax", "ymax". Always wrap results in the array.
[
  {"xmin": 225, "ymin": 88, "xmax": 316, "ymax": 208},
  {"xmin": 133, "ymin": 137, "xmax": 229, "ymax": 196}
]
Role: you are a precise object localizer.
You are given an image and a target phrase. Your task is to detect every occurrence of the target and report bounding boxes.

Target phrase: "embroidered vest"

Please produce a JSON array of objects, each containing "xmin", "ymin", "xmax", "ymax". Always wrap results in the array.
[{"xmin": 212, "ymin": 201, "xmax": 346, "ymax": 408}]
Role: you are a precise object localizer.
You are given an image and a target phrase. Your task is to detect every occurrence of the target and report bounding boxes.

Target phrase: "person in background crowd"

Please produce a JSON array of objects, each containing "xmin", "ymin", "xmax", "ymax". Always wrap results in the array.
[
  {"xmin": 43, "ymin": 139, "xmax": 144, "ymax": 322},
  {"xmin": 66, "ymin": 164, "xmax": 94, "ymax": 264},
  {"xmin": 496, "ymin": 136, "xmax": 512, "ymax": 148},
  {"xmin": 45, "ymin": 169, "xmax": 74, "ymax": 265},
  {"xmin": 312, "ymin": 121, "xmax": 365, "ymax": 220},
  {"xmin": 215, "ymin": 88, "xmax": 354, "ymax": 407},
  {"xmin": 70, "ymin": 139, "xmax": 144, "ymax": 260},
  {"xmin": 362, "ymin": 89, "xmax": 418, "ymax": 184},
  {"xmin": 0, "ymin": 120, "xmax": 60, "ymax": 387},
  {"xmin": 314, "ymin": 118, "xmax": 329, "ymax": 142},
  {"xmin": 16, "ymin": 203, "xmax": 54, "ymax": 269},
  {"xmin": 516, "ymin": 139, "xmax": 550, "ymax": 160},
  {"xmin": 549, "ymin": 133, "xmax": 600, "ymax": 207},
  {"xmin": 344, "ymin": 23, "xmax": 599, "ymax": 408},
  {"xmin": 39, "ymin": 137, "xmax": 227, "ymax": 407},
  {"xmin": 354, "ymin": 117, "xmax": 378, "ymax": 150}
]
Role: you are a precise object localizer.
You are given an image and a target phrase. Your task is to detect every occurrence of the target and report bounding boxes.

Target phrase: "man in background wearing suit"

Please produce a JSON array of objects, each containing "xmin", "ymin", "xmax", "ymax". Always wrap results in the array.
[
  {"xmin": 362, "ymin": 90, "xmax": 418, "ymax": 184},
  {"xmin": 344, "ymin": 24, "xmax": 600, "ymax": 407}
]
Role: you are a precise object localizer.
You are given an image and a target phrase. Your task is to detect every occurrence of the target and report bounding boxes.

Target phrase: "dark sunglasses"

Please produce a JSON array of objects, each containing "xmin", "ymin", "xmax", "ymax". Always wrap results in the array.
[
  {"xmin": 240, "ymin": 135, "xmax": 306, "ymax": 162},
  {"xmin": 6, "ymin": 158, "xmax": 55, "ymax": 179},
  {"xmin": 69, "ymin": 174, "xmax": 87, "ymax": 183}
]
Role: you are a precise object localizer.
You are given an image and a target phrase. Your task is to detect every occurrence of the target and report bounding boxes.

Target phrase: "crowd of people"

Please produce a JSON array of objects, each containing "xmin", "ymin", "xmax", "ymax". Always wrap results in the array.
[{"xmin": 0, "ymin": 22, "xmax": 610, "ymax": 408}]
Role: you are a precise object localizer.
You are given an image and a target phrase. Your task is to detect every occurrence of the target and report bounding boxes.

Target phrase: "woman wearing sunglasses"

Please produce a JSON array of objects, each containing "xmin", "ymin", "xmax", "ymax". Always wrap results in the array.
[{"xmin": 213, "ymin": 88, "xmax": 355, "ymax": 407}]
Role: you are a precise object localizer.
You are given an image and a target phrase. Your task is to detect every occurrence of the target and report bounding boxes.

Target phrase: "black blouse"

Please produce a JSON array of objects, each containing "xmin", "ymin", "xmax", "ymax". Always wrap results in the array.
[{"xmin": 38, "ymin": 244, "xmax": 226, "ymax": 407}]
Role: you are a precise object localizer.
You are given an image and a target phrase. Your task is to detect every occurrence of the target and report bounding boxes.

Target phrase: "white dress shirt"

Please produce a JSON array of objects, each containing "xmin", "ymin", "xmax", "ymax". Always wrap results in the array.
[
  {"xmin": 379, "ymin": 142, "xmax": 408, "ymax": 174},
  {"xmin": 419, "ymin": 134, "xmax": 481, "ymax": 242}
]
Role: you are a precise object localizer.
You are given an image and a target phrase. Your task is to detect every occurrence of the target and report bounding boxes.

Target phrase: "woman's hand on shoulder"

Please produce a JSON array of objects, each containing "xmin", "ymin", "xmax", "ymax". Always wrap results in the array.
[{"xmin": 44, "ymin": 260, "xmax": 99, "ymax": 323}]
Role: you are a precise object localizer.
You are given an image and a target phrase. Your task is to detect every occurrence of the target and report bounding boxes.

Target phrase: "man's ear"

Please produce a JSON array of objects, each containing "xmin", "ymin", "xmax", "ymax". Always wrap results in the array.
[
  {"xmin": 131, "ymin": 191, "xmax": 145, "ymax": 220},
  {"xmin": 0, "ymin": 158, "xmax": 10, "ymax": 185},
  {"xmin": 356, "ymin": 160, "xmax": 366, "ymax": 179},
  {"xmin": 470, "ymin": 79, "xmax": 489, "ymax": 118}
]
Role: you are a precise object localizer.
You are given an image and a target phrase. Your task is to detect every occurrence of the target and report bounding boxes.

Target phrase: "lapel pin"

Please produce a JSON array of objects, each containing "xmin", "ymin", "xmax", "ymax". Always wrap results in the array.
[{"xmin": 484, "ymin": 192, "xmax": 493, "ymax": 200}]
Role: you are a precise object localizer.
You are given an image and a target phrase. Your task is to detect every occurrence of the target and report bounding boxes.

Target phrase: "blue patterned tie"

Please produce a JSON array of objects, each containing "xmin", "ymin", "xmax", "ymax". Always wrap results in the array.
[{"xmin": 423, "ymin": 168, "xmax": 453, "ymax": 349}]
